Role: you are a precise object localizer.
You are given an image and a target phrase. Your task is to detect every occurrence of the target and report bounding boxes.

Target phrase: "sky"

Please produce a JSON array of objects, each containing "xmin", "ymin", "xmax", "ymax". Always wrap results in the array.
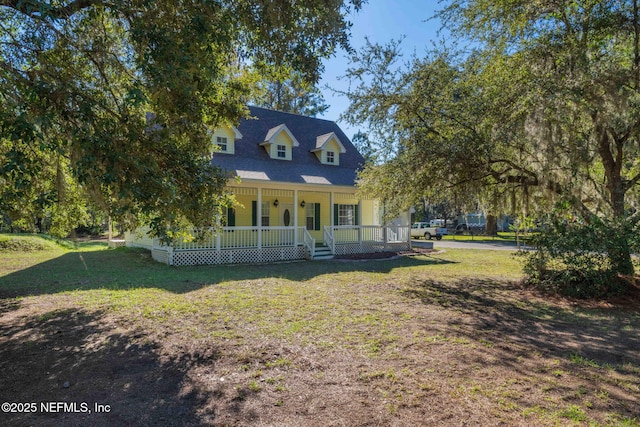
[{"xmin": 317, "ymin": 1, "xmax": 444, "ymax": 139}]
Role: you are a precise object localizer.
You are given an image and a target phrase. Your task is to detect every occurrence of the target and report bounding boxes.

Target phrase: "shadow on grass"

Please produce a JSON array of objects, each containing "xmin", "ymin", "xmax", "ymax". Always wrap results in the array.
[
  {"xmin": 403, "ymin": 278, "xmax": 640, "ymax": 419},
  {"xmin": 0, "ymin": 247, "xmax": 456, "ymax": 299},
  {"xmin": 404, "ymin": 278, "xmax": 640, "ymax": 365},
  {"xmin": 0, "ymin": 308, "xmax": 214, "ymax": 426}
]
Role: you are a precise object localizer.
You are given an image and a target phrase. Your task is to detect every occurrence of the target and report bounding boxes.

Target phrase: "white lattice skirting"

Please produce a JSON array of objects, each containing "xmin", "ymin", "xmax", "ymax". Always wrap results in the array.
[
  {"xmin": 334, "ymin": 241, "xmax": 410, "ymax": 256},
  {"xmin": 152, "ymin": 246, "xmax": 309, "ymax": 266}
]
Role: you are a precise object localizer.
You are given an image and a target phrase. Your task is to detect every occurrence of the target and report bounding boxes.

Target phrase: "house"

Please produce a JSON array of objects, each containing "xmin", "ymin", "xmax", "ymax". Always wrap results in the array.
[{"xmin": 125, "ymin": 106, "xmax": 411, "ymax": 265}]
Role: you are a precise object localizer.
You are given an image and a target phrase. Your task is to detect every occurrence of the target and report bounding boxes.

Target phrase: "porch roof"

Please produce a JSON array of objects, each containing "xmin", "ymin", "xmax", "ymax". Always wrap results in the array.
[{"xmin": 211, "ymin": 106, "xmax": 365, "ymax": 187}]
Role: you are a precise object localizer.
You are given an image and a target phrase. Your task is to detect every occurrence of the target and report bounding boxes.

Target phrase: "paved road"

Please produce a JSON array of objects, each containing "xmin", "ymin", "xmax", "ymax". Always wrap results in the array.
[{"xmin": 412, "ymin": 239, "xmax": 531, "ymax": 251}]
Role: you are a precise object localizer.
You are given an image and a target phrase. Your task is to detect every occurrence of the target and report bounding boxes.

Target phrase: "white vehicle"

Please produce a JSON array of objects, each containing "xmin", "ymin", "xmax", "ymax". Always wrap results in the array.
[
  {"xmin": 429, "ymin": 219, "xmax": 445, "ymax": 227},
  {"xmin": 410, "ymin": 222, "xmax": 448, "ymax": 240}
]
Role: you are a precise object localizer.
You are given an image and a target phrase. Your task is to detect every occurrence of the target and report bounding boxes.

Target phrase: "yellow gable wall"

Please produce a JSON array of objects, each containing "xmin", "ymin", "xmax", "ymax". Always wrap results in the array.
[
  {"xmin": 313, "ymin": 137, "xmax": 342, "ymax": 165},
  {"xmin": 323, "ymin": 138, "xmax": 341, "ymax": 165},
  {"xmin": 268, "ymin": 131, "xmax": 294, "ymax": 160},
  {"xmin": 212, "ymin": 126, "xmax": 237, "ymax": 154}
]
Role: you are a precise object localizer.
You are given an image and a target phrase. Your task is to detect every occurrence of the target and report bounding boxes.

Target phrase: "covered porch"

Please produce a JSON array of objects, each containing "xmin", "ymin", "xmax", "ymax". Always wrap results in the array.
[
  {"xmin": 126, "ymin": 224, "xmax": 411, "ymax": 266},
  {"xmin": 125, "ymin": 184, "xmax": 411, "ymax": 266}
]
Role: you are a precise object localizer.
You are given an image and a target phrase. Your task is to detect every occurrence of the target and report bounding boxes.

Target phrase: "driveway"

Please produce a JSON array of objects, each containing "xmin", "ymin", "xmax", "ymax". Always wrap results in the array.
[{"xmin": 412, "ymin": 239, "xmax": 531, "ymax": 251}]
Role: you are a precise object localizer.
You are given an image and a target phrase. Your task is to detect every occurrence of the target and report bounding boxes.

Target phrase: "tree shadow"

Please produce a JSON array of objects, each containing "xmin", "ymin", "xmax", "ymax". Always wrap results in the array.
[
  {"xmin": 0, "ymin": 307, "xmax": 215, "ymax": 426},
  {"xmin": 0, "ymin": 248, "xmax": 456, "ymax": 299},
  {"xmin": 402, "ymin": 278, "xmax": 640, "ymax": 418}
]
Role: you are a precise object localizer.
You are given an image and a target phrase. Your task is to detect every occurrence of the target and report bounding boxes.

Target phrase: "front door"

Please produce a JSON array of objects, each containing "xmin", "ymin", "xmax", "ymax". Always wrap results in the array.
[{"xmin": 280, "ymin": 203, "xmax": 294, "ymax": 227}]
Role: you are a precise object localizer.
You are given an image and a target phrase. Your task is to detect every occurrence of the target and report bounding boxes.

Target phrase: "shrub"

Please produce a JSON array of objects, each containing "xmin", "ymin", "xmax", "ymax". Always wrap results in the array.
[
  {"xmin": 520, "ymin": 216, "xmax": 635, "ymax": 298},
  {"xmin": 0, "ymin": 235, "xmax": 52, "ymax": 252}
]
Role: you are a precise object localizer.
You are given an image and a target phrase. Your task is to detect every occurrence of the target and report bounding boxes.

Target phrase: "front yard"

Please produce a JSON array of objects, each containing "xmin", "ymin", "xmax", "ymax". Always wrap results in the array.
[{"xmin": 0, "ymin": 235, "xmax": 638, "ymax": 426}]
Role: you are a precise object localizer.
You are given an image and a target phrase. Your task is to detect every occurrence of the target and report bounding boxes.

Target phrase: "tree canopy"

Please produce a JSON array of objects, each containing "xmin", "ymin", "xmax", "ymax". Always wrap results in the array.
[
  {"xmin": 343, "ymin": 0, "xmax": 640, "ymax": 279},
  {"xmin": 0, "ymin": 0, "xmax": 363, "ymax": 238},
  {"xmin": 252, "ymin": 68, "xmax": 329, "ymax": 117}
]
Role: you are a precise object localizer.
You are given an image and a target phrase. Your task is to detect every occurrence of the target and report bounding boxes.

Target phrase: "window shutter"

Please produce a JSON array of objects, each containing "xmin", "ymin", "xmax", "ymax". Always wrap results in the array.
[
  {"xmin": 251, "ymin": 201, "xmax": 257, "ymax": 226},
  {"xmin": 334, "ymin": 204, "xmax": 339, "ymax": 226},
  {"xmin": 315, "ymin": 203, "xmax": 321, "ymax": 230},
  {"xmin": 354, "ymin": 204, "xmax": 359, "ymax": 226},
  {"xmin": 228, "ymin": 207, "xmax": 236, "ymax": 227}
]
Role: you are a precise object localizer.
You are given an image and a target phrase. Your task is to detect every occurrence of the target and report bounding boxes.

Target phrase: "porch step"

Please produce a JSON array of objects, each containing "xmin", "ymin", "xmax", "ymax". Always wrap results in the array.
[{"xmin": 313, "ymin": 245, "xmax": 334, "ymax": 260}]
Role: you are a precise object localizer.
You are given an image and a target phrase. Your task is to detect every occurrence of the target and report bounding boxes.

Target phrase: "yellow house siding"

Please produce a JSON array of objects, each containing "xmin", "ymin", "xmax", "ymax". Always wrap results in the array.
[
  {"xmin": 361, "ymin": 200, "xmax": 378, "ymax": 226},
  {"xmin": 233, "ymin": 194, "xmax": 255, "ymax": 226}
]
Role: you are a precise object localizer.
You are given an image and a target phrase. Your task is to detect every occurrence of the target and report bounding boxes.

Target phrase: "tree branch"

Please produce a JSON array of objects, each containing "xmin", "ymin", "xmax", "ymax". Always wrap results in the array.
[
  {"xmin": 0, "ymin": 0, "xmax": 105, "ymax": 19},
  {"xmin": 625, "ymin": 171, "xmax": 640, "ymax": 191}
]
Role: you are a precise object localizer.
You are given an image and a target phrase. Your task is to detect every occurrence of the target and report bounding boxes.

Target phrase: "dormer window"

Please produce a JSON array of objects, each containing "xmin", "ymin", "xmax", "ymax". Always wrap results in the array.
[
  {"xmin": 211, "ymin": 125, "xmax": 242, "ymax": 155},
  {"xmin": 326, "ymin": 151, "xmax": 335, "ymax": 164},
  {"xmin": 217, "ymin": 136, "xmax": 228, "ymax": 152},
  {"xmin": 260, "ymin": 124, "xmax": 299, "ymax": 161},
  {"xmin": 311, "ymin": 132, "xmax": 346, "ymax": 165}
]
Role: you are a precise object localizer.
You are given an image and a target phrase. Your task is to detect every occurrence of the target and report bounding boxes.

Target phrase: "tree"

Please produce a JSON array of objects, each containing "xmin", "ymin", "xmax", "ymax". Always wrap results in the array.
[
  {"xmin": 0, "ymin": 0, "xmax": 363, "ymax": 239},
  {"xmin": 252, "ymin": 68, "xmax": 329, "ymax": 116},
  {"xmin": 343, "ymin": 1, "xmax": 640, "ymax": 281}
]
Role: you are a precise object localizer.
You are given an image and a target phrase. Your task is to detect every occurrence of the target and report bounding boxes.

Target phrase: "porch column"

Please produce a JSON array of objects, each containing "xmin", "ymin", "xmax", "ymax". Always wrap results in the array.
[
  {"xmin": 294, "ymin": 189, "xmax": 298, "ymax": 245},
  {"xmin": 330, "ymin": 192, "xmax": 334, "ymax": 226},
  {"xmin": 257, "ymin": 187, "xmax": 262, "ymax": 249},
  {"xmin": 358, "ymin": 199, "xmax": 363, "ymax": 244}
]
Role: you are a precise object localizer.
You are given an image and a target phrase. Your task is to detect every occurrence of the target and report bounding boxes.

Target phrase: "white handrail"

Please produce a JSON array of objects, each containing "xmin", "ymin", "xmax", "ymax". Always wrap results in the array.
[
  {"xmin": 323, "ymin": 226, "xmax": 335, "ymax": 254},
  {"xmin": 302, "ymin": 228, "xmax": 315, "ymax": 258}
]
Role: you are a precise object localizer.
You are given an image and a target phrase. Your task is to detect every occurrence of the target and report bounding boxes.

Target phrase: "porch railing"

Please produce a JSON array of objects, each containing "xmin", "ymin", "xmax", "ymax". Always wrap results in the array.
[
  {"xmin": 323, "ymin": 226, "xmax": 335, "ymax": 254},
  {"xmin": 172, "ymin": 226, "xmax": 307, "ymax": 251},
  {"xmin": 301, "ymin": 228, "xmax": 315, "ymax": 259},
  {"xmin": 327, "ymin": 225, "xmax": 410, "ymax": 244},
  {"xmin": 158, "ymin": 224, "xmax": 410, "ymax": 254}
]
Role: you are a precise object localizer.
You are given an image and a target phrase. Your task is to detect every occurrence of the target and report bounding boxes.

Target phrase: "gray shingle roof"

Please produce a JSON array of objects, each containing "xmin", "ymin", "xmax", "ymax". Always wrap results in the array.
[{"xmin": 210, "ymin": 106, "xmax": 365, "ymax": 187}]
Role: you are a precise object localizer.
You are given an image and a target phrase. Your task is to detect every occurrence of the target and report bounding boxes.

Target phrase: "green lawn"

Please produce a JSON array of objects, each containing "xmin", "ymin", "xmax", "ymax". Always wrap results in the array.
[
  {"xmin": 0, "ymin": 234, "xmax": 638, "ymax": 426},
  {"xmin": 439, "ymin": 231, "xmax": 535, "ymax": 243}
]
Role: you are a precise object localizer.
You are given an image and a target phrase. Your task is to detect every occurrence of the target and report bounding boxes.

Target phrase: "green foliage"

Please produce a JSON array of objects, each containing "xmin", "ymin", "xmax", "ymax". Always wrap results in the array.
[
  {"xmin": 521, "ymin": 215, "xmax": 638, "ymax": 298},
  {"xmin": 0, "ymin": 234, "xmax": 58, "ymax": 252},
  {"xmin": 0, "ymin": 0, "xmax": 363, "ymax": 240},
  {"xmin": 252, "ymin": 68, "xmax": 329, "ymax": 116}
]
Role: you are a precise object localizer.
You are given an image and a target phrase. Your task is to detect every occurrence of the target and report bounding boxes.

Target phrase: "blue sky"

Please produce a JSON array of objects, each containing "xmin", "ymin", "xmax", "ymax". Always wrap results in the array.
[{"xmin": 318, "ymin": 1, "xmax": 444, "ymax": 139}]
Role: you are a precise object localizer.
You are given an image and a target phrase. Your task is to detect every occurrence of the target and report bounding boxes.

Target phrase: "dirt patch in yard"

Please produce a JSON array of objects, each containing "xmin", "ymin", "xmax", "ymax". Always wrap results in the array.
[{"xmin": 334, "ymin": 247, "xmax": 436, "ymax": 260}]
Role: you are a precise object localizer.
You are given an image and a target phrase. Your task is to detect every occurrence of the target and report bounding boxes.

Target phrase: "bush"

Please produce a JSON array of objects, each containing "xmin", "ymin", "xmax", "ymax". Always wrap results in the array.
[
  {"xmin": 0, "ymin": 235, "xmax": 54, "ymax": 252},
  {"xmin": 521, "ymin": 216, "xmax": 635, "ymax": 299}
]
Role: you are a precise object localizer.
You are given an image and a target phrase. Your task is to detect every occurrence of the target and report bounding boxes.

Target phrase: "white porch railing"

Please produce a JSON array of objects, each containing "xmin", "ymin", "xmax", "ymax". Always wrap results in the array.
[
  {"xmin": 130, "ymin": 225, "xmax": 410, "ymax": 265},
  {"xmin": 323, "ymin": 225, "xmax": 411, "ymax": 255},
  {"xmin": 173, "ymin": 226, "xmax": 307, "ymax": 251},
  {"xmin": 327, "ymin": 225, "xmax": 410, "ymax": 243}
]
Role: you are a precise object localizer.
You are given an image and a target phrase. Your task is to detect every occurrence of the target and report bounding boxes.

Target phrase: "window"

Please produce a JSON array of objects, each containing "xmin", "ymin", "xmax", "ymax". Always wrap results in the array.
[
  {"xmin": 326, "ymin": 151, "xmax": 335, "ymax": 163},
  {"xmin": 223, "ymin": 207, "xmax": 235, "ymax": 226},
  {"xmin": 338, "ymin": 204, "xmax": 356, "ymax": 226},
  {"xmin": 306, "ymin": 203, "xmax": 316, "ymax": 230},
  {"xmin": 276, "ymin": 144, "xmax": 286, "ymax": 158},
  {"xmin": 217, "ymin": 136, "xmax": 228, "ymax": 152},
  {"xmin": 261, "ymin": 202, "xmax": 270, "ymax": 226}
]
